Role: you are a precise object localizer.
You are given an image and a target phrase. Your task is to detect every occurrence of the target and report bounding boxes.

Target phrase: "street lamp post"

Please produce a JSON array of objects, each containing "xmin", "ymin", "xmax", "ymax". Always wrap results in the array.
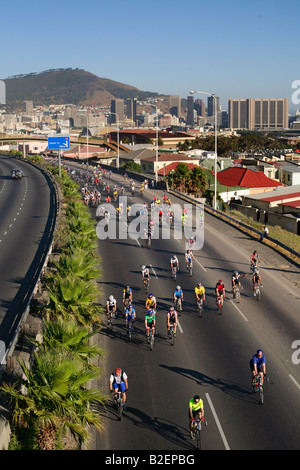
[
  {"xmin": 190, "ymin": 91, "xmax": 218, "ymax": 210},
  {"xmin": 149, "ymin": 104, "xmax": 159, "ymax": 183},
  {"xmin": 76, "ymin": 112, "xmax": 89, "ymax": 164},
  {"xmin": 110, "ymin": 112, "xmax": 120, "ymax": 170}
]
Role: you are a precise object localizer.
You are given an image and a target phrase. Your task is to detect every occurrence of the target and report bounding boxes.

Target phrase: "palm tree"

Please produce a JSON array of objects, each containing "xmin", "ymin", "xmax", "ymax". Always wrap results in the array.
[
  {"xmin": 54, "ymin": 249, "xmax": 100, "ymax": 281},
  {"xmin": 32, "ymin": 318, "xmax": 103, "ymax": 368},
  {"xmin": 189, "ymin": 167, "xmax": 207, "ymax": 196},
  {"xmin": 0, "ymin": 350, "xmax": 107, "ymax": 449},
  {"xmin": 45, "ymin": 275, "xmax": 100, "ymax": 326}
]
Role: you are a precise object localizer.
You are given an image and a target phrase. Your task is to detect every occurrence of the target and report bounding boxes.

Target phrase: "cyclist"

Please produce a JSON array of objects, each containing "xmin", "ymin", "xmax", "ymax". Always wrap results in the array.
[
  {"xmin": 195, "ymin": 282, "xmax": 205, "ymax": 307},
  {"xmin": 144, "ymin": 228, "xmax": 152, "ymax": 247},
  {"xmin": 250, "ymin": 250, "xmax": 260, "ymax": 271},
  {"xmin": 106, "ymin": 295, "xmax": 117, "ymax": 321},
  {"xmin": 185, "ymin": 249, "xmax": 195, "ymax": 270},
  {"xmin": 145, "ymin": 309, "xmax": 156, "ymax": 340},
  {"xmin": 215, "ymin": 280, "xmax": 225, "ymax": 307},
  {"xmin": 167, "ymin": 306, "xmax": 178, "ymax": 337},
  {"xmin": 125, "ymin": 304, "xmax": 136, "ymax": 331},
  {"xmin": 123, "ymin": 286, "xmax": 133, "ymax": 309},
  {"xmin": 145, "ymin": 293, "xmax": 157, "ymax": 311},
  {"xmin": 109, "ymin": 368, "xmax": 128, "ymax": 408},
  {"xmin": 232, "ymin": 271, "xmax": 246, "ymax": 298},
  {"xmin": 170, "ymin": 255, "xmax": 179, "ymax": 276},
  {"xmin": 188, "ymin": 395, "xmax": 204, "ymax": 440},
  {"xmin": 250, "ymin": 349, "xmax": 266, "ymax": 389},
  {"xmin": 173, "ymin": 285, "xmax": 183, "ymax": 310},
  {"xmin": 141, "ymin": 265, "xmax": 150, "ymax": 287},
  {"xmin": 188, "ymin": 236, "xmax": 196, "ymax": 251},
  {"xmin": 252, "ymin": 269, "xmax": 262, "ymax": 296}
]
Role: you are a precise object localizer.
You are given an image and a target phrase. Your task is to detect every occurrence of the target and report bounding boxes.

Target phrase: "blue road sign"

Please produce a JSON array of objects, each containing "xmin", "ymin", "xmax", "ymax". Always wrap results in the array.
[{"xmin": 48, "ymin": 135, "xmax": 70, "ymax": 150}]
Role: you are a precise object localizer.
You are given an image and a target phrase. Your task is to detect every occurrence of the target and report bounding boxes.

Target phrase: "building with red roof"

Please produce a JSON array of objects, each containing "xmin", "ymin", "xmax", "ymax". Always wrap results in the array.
[{"xmin": 216, "ymin": 167, "xmax": 282, "ymax": 194}]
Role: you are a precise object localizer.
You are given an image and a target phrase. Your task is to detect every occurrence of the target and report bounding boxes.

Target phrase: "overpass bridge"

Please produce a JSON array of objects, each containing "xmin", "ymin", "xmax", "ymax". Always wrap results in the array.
[{"xmin": 0, "ymin": 134, "xmax": 130, "ymax": 154}]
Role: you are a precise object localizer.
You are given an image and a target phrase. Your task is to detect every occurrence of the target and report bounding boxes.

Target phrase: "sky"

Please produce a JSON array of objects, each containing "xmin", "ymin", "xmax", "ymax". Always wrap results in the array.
[{"xmin": 1, "ymin": 0, "xmax": 300, "ymax": 112}]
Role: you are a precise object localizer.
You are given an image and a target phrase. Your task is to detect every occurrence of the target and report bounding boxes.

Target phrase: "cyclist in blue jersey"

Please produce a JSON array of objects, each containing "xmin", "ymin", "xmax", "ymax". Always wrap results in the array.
[
  {"xmin": 174, "ymin": 285, "xmax": 183, "ymax": 310},
  {"xmin": 125, "ymin": 304, "xmax": 136, "ymax": 331},
  {"xmin": 250, "ymin": 349, "xmax": 266, "ymax": 388}
]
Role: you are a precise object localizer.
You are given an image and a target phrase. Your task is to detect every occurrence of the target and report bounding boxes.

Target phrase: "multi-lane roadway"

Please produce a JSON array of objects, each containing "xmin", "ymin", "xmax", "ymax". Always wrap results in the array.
[
  {"xmin": 76, "ymin": 166, "xmax": 300, "ymax": 451},
  {"xmin": 0, "ymin": 155, "xmax": 57, "ymax": 358}
]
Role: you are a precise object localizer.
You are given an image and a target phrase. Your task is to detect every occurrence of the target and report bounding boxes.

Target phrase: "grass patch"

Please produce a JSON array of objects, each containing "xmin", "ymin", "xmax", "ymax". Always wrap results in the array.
[{"xmin": 229, "ymin": 210, "xmax": 300, "ymax": 253}]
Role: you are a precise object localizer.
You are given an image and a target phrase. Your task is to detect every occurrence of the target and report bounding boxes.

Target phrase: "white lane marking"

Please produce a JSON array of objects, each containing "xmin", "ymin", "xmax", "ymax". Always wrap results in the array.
[
  {"xmin": 150, "ymin": 265, "xmax": 158, "ymax": 279},
  {"xmin": 229, "ymin": 300, "xmax": 248, "ymax": 322},
  {"xmin": 177, "ymin": 319, "xmax": 183, "ymax": 334},
  {"xmin": 205, "ymin": 392, "xmax": 230, "ymax": 450},
  {"xmin": 289, "ymin": 375, "xmax": 300, "ymax": 391},
  {"xmin": 195, "ymin": 258, "xmax": 207, "ymax": 273}
]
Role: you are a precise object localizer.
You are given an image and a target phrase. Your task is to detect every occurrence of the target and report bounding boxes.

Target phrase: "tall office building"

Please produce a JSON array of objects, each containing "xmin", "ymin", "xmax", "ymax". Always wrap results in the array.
[
  {"xmin": 24, "ymin": 100, "xmax": 33, "ymax": 114},
  {"xmin": 126, "ymin": 98, "xmax": 137, "ymax": 123},
  {"xmin": 187, "ymin": 95, "xmax": 195, "ymax": 126},
  {"xmin": 207, "ymin": 95, "xmax": 220, "ymax": 116},
  {"xmin": 228, "ymin": 98, "xmax": 289, "ymax": 130},
  {"xmin": 110, "ymin": 99, "xmax": 124, "ymax": 123},
  {"xmin": 194, "ymin": 98, "xmax": 205, "ymax": 117},
  {"xmin": 169, "ymin": 95, "xmax": 181, "ymax": 117}
]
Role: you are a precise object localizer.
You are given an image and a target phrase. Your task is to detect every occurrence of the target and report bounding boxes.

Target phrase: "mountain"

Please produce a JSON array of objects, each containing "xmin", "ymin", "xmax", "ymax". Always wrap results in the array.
[{"xmin": 3, "ymin": 68, "xmax": 159, "ymax": 110}]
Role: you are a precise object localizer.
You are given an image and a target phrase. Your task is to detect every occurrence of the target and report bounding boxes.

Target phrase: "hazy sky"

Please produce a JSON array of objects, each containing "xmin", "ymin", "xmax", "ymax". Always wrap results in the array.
[{"xmin": 1, "ymin": 0, "xmax": 299, "ymax": 111}]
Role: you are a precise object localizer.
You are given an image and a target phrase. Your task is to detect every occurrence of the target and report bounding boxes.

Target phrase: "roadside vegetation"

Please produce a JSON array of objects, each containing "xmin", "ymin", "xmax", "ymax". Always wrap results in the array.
[{"xmin": 0, "ymin": 161, "xmax": 106, "ymax": 450}]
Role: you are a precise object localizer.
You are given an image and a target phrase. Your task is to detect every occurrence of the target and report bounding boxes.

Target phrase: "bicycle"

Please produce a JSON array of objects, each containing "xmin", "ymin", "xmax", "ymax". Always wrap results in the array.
[
  {"xmin": 146, "ymin": 236, "xmax": 151, "ymax": 248},
  {"xmin": 174, "ymin": 297, "xmax": 182, "ymax": 314},
  {"xmin": 127, "ymin": 321, "xmax": 134, "ymax": 341},
  {"xmin": 146, "ymin": 327, "xmax": 155, "ymax": 350},
  {"xmin": 191, "ymin": 417, "xmax": 207, "ymax": 450},
  {"xmin": 171, "ymin": 266, "xmax": 177, "ymax": 280},
  {"xmin": 197, "ymin": 298, "xmax": 204, "ymax": 317},
  {"xmin": 107, "ymin": 310, "xmax": 115, "ymax": 330},
  {"xmin": 114, "ymin": 390, "xmax": 124, "ymax": 420},
  {"xmin": 253, "ymin": 374, "xmax": 268, "ymax": 405},
  {"xmin": 216, "ymin": 295, "xmax": 223, "ymax": 314},
  {"xmin": 169, "ymin": 324, "xmax": 175, "ymax": 346},
  {"xmin": 187, "ymin": 261, "xmax": 193, "ymax": 277},
  {"xmin": 253, "ymin": 283, "xmax": 262, "ymax": 300},
  {"xmin": 143, "ymin": 276, "xmax": 150, "ymax": 291},
  {"xmin": 233, "ymin": 285, "xmax": 241, "ymax": 303}
]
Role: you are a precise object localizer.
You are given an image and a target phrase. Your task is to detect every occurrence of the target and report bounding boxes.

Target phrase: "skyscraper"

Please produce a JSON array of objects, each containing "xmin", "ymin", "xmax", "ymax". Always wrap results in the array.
[
  {"xmin": 207, "ymin": 95, "xmax": 220, "ymax": 116},
  {"xmin": 110, "ymin": 99, "xmax": 124, "ymax": 123},
  {"xmin": 169, "ymin": 95, "xmax": 181, "ymax": 117},
  {"xmin": 228, "ymin": 98, "xmax": 289, "ymax": 130},
  {"xmin": 187, "ymin": 95, "xmax": 195, "ymax": 126},
  {"xmin": 126, "ymin": 98, "xmax": 137, "ymax": 123}
]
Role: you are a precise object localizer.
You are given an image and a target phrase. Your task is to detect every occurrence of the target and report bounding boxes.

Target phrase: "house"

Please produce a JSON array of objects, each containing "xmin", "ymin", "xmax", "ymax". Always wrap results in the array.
[
  {"xmin": 276, "ymin": 164, "xmax": 300, "ymax": 186},
  {"xmin": 62, "ymin": 145, "xmax": 107, "ymax": 160},
  {"xmin": 216, "ymin": 167, "xmax": 283, "ymax": 196},
  {"xmin": 139, "ymin": 153, "xmax": 199, "ymax": 175}
]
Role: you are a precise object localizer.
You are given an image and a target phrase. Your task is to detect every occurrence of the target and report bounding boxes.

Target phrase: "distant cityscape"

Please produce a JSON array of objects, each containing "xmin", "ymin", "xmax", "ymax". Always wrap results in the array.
[{"xmin": 1, "ymin": 93, "xmax": 300, "ymax": 141}]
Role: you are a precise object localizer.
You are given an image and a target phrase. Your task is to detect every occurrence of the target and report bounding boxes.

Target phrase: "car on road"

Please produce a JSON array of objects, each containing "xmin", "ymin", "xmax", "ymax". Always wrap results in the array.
[{"xmin": 11, "ymin": 169, "xmax": 22, "ymax": 179}]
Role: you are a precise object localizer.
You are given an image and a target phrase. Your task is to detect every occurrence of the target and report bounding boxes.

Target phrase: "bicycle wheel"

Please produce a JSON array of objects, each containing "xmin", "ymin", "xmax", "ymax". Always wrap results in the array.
[
  {"xmin": 259, "ymin": 386, "xmax": 264, "ymax": 405},
  {"xmin": 118, "ymin": 399, "xmax": 123, "ymax": 420},
  {"xmin": 237, "ymin": 289, "xmax": 241, "ymax": 304},
  {"xmin": 128, "ymin": 325, "xmax": 132, "ymax": 341},
  {"xmin": 257, "ymin": 287, "xmax": 261, "ymax": 301},
  {"xmin": 170, "ymin": 328, "xmax": 174, "ymax": 346},
  {"xmin": 150, "ymin": 332, "xmax": 154, "ymax": 350}
]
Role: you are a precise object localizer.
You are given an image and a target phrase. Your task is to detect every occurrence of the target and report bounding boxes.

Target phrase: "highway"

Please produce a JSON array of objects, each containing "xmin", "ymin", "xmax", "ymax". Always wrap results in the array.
[
  {"xmin": 69, "ymin": 164, "xmax": 300, "ymax": 450},
  {"xmin": 0, "ymin": 155, "xmax": 57, "ymax": 355}
]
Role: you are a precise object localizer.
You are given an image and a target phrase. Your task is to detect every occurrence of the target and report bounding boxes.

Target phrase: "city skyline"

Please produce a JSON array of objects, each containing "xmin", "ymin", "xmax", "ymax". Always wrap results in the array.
[{"xmin": 0, "ymin": 0, "xmax": 299, "ymax": 113}]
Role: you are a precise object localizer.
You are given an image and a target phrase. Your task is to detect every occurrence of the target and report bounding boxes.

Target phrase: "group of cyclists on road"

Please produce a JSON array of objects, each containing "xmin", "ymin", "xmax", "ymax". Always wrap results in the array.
[{"xmin": 64, "ymin": 161, "xmax": 266, "ymax": 440}]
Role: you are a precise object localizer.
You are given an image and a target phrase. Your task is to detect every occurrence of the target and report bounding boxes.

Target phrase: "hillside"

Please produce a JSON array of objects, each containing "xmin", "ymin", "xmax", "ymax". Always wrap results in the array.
[{"xmin": 3, "ymin": 68, "xmax": 159, "ymax": 110}]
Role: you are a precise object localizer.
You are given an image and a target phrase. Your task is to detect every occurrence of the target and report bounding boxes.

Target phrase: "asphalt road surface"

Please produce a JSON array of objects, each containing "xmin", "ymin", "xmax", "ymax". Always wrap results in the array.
[
  {"xmin": 66, "ymin": 163, "xmax": 300, "ymax": 451},
  {"xmin": 0, "ymin": 155, "xmax": 57, "ymax": 356}
]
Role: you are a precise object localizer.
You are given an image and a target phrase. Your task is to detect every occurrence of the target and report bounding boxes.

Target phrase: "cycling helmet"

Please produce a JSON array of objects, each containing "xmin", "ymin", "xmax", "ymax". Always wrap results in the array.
[
  {"xmin": 170, "ymin": 307, "xmax": 175, "ymax": 312},
  {"xmin": 142, "ymin": 265, "xmax": 146, "ymax": 270},
  {"xmin": 197, "ymin": 282, "xmax": 202, "ymax": 287},
  {"xmin": 176, "ymin": 285, "xmax": 181, "ymax": 290},
  {"xmin": 115, "ymin": 368, "xmax": 122, "ymax": 374},
  {"xmin": 255, "ymin": 270, "xmax": 259, "ymax": 274},
  {"xmin": 109, "ymin": 295, "xmax": 114, "ymax": 301},
  {"xmin": 194, "ymin": 395, "xmax": 200, "ymax": 401},
  {"xmin": 219, "ymin": 280, "xmax": 223, "ymax": 283},
  {"xmin": 234, "ymin": 271, "xmax": 238, "ymax": 276},
  {"xmin": 149, "ymin": 293, "xmax": 153, "ymax": 298},
  {"xmin": 257, "ymin": 349, "xmax": 263, "ymax": 355},
  {"xmin": 128, "ymin": 304, "xmax": 133, "ymax": 310}
]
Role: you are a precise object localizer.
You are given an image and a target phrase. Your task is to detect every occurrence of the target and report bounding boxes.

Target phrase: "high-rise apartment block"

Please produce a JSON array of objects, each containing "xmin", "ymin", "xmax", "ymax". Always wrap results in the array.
[
  {"xmin": 169, "ymin": 95, "xmax": 181, "ymax": 117},
  {"xmin": 228, "ymin": 98, "xmax": 289, "ymax": 130},
  {"xmin": 187, "ymin": 95, "xmax": 195, "ymax": 126},
  {"xmin": 110, "ymin": 99, "xmax": 124, "ymax": 123},
  {"xmin": 126, "ymin": 98, "xmax": 137, "ymax": 123}
]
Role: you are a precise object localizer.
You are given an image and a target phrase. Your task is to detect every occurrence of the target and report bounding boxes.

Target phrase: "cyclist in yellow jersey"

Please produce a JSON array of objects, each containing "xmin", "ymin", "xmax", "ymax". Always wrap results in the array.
[
  {"xmin": 189, "ymin": 395, "xmax": 204, "ymax": 439},
  {"xmin": 195, "ymin": 282, "xmax": 205, "ymax": 303}
]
